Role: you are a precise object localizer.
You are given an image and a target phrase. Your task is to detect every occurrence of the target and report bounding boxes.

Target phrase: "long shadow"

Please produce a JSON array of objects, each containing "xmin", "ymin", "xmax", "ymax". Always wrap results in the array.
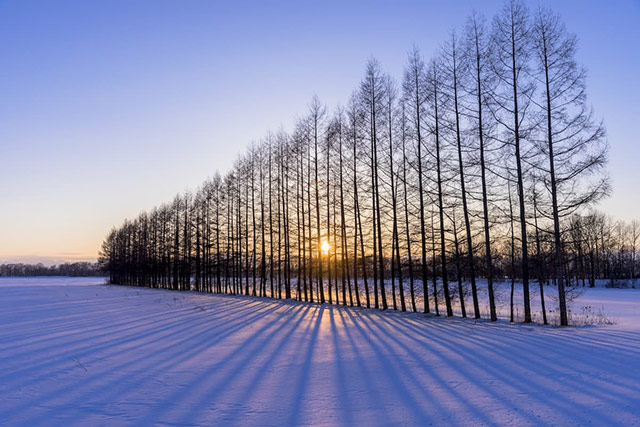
[
  {"xmin": 70, "ymin": 303, "xmax": 301, "ymax": 413},
  {"xmin": 334, "ymin": 308, "xmax": 399, "ymax": 424},
  {"xmin": 131, "ymin": 303, "xmax": 311, "ymax": 425},
  {"xmin": 4, "ymin": 282, "xmax": 639, "ymax": 425},
  {"xmin": 9, "ymin": 297, "xmax": 298, "ymax": 422},
  {"xmin": 284, "ymin": 305, "xmax": 324, "ymax": 426},
  {"xmin": 377, "ymin": 313, "xmax": 639, "ymax": 424},
  {"xmin": 0, "ymin": 296, "xmax": 256, "ymax": 358},
  {"xmin": 368, "ymin": 312, "xmax": 556, "ymax": 424},
  {"xmin": 328, "ymin": 309, "xmax": 355, "ymax": 426},
  {"xmin": 0, "ymin": 297, "xmax": 275, "ymax": 387},
  {"xmin": 174, "ymin": 303, "xmax": 316, "ymax": 426},
  {"xmin": 342, "ymin": 307, "xmax": 443, "ymax": 424},
  {"xmin": 414, "ymin": 318, "xmax": 640, "ymax": 397}
]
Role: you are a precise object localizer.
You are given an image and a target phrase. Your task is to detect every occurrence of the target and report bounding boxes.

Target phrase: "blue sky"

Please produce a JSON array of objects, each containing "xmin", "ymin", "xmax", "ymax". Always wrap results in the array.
[{"xmin": 0, "ymin": 0, "xmax": 638, "ymax": 263}]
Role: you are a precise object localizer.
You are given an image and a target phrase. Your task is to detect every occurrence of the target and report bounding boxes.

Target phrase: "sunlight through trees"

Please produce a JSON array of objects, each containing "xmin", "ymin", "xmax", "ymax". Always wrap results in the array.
[{"xmin": 100, "ymin": 0, "xmax": 616, "ymax": 326}]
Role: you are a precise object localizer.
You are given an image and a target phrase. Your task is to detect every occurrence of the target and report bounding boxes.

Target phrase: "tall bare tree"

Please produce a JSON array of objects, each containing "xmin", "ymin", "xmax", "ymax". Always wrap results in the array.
[
  {"xmin": 403, "ymin": 47, "xmax": 431, "ymax": 313},
  {"xmin": 531, "ymin": 7, "xmax": 609, "ymax": 325},
  {"xmin": 491, "ymin": 0, "xmax": 534, "ymax": 322}
]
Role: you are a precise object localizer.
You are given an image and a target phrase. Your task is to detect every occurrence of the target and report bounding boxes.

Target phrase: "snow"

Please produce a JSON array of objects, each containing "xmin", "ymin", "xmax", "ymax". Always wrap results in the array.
[{"xmin": 1, "ymin": 277, "xmax": 639, "ymax": 426}]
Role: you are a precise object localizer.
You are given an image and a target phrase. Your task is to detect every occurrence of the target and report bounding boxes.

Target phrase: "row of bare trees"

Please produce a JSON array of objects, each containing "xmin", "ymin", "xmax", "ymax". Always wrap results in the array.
[{"xmin": 100, "ymin": 0, "xmax": 611, "ymax": 325}]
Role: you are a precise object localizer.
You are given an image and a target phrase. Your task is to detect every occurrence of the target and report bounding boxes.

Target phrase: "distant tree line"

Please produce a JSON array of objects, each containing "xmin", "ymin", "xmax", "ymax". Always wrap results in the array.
[
  {"xmin": 568, "ymin": 213, "xmax": 639, "ymax": 287},
  {"xmin": 100, "ymin": 0, "xmax": 621, "ymax": 325},
  {"xmin": 0, "ymin": 262, "xmax": 103, "ymax": 277}
]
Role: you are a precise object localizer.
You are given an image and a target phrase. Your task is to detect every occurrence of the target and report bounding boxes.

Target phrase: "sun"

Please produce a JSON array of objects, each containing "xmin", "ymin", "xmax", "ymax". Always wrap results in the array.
[{"xmin": 321, "ymin": 240, "xmax": 331, "ymax": 254}]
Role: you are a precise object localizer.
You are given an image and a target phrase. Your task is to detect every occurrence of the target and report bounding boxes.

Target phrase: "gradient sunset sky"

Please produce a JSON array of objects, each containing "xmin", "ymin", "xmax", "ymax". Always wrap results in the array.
[{"xmin": 1, "ymin": 0, "xmax": 638, "ymax": 264}]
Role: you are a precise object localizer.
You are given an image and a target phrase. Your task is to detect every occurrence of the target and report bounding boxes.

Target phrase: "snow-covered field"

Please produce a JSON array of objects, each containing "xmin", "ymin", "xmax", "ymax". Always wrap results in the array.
[{"xmin": 1, "ymin": 278, "xmax": 639, "ymax": 426}]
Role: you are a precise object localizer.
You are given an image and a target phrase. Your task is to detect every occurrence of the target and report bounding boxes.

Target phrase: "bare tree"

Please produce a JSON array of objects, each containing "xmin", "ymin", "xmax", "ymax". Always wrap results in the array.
[
  {"xmin": 442, "ymin": 31, "xmax": 479, "ymax": 318},
  {"xmin": 427, "ymin": 58, "xmax": 453, "ymax": 317},
  {"xmin": 464, "ymin": 12, "xmax": 497, "ymax": 320},
  {"xmin": 360, "ymin": 58, "xmax": 388, "ymax": 310},
  {"xmin": 400, "ymin": 102, "xmax": 417, "ymax": 312},
  {"xmin": 403, "ymin": 47, "xmax": 431, "ymax": 313},
  {"xmin": 491, "ymin": 0, "xmax": 534, "ymax": 322},
  {"xmin": 531, "ymin": 7, "xmax": 609, "ymax": 325},
  {"xmin": 310, "ymin": 96, "xmax": 326, "ymax": 304}
]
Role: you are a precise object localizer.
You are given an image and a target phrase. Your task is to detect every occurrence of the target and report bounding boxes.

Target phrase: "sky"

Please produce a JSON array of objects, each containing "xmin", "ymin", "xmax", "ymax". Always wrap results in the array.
[{"xmin": 0, "ymin": 0, "xmax": 638, "ymax": 265}]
